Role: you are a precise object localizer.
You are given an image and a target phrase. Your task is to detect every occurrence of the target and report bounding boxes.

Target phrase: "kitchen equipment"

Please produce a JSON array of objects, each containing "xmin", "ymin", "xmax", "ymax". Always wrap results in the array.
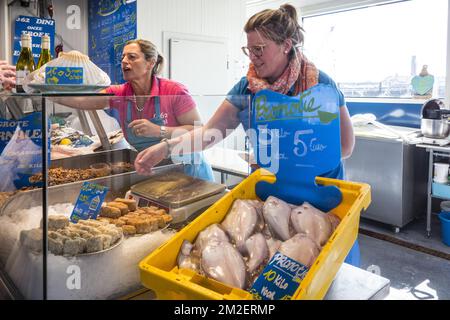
[
  {"xmin": 433, "ymin": 162, "xmax": 449, "ymax": 183},
  {"xmin": 421, "ymin": 99, "xmax": 450, "ymax": 139},
  {"xmin": 130, "ymin": 169, "xmax": 226, "ymax": 224}
]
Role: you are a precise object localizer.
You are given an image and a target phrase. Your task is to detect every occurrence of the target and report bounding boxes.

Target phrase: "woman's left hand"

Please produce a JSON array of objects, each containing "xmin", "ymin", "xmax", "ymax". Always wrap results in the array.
[{"xmin": 128, "ymin": 119, "xmax": 161, "ymax": 137}]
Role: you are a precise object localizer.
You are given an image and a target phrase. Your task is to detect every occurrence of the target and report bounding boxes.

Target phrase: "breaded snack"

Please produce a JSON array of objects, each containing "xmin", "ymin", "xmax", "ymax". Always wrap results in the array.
[
  {"xmin": 59, "ymin": 228, "xmax": 81, "ymax": 239},
  {"xmin": 48, "ymin": 238, "xmax": 64, "ymax": 255},
  {"xmin": 124, "ymin": 217, "xmax": 141, "ymax": 227},
  {"xmin": 63, "ymin": 238, "xmax": 83, "ymax": 256},
  {"xmin": 20, "ymin": 228, "xmax": 42, "ymax": 252},
  {"xmin": 154, "ymin": 209, "xmax": 167, "ymax": 216},
  {"xmin": 114, "ymin": 198, "xmax": 137, "ymax": 211},
  {"xmin": 78, "ymin": 229, "xmax": 93, "ymax": 240},
  {"xmin": 100, "ymin": 228, "xmax": 121, "ymax": 244},
  {"xmin": 106, "ymin": 202, "xmax": 129, "ymax": 215},
  {"xmin": 133, "ymin": 209, "xmax": 146, "ymax": 215},
  {"xmin": 162, "ymin": 214, "xmax": 173, "ymax": 224},
  {"xmin": 78, "ymin": 219, "xmax": 105, "ymax": 227},
  {"xmin": 48, "ymin": 215, "xmax": 70, "ymax": 231},
  {"xmin": 138, "ymin": 213, "xmax": 153, "ymax": 220},
  {"xmin": 101, "ymin": 234, "xmax": 112, "ymax": 249},
  {"xmin": 126, "ymin": 212, "xmax": 141, "ymax": 218},
  {"xmin": 100, "ymin": 206, "xmax": 122, "ymax": 219},
  {"xmin": 86, "ymin": 236, "xmax": 103, "ymax": 253},
  {"xmin": 152, "ymin": 215, "xmax": 166, "ymax": 228},
  {"xmin": 97, "ymin": 217, "xmax": 112, "ymax": 224},
  {"xmin": 52, "ymin": 232, "xmax": 70, "ymax": 244},
  {"xmin": 121, "ymin": 225, "xmax": 136, "ymax": 236},
  {"xmin": 48, "ymin": 230, "xmax": 60, "ymax": 240},
  {"xmin": 147, "ymin": 218, "xmax": 160, "ymax": 232},
  {"xmin": 134, "ymin": 220, "xmax": 152, "ymax": 234},
  {"xmin": 113, "ymin": 219, "xmax": 126, "ymax": 227}
]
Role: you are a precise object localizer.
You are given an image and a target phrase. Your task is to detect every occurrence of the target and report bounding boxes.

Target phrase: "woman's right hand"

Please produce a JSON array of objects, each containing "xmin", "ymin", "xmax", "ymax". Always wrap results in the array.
[{"xmin": 134, "ymin": 142, "xmax": 168, "ymax": 175}]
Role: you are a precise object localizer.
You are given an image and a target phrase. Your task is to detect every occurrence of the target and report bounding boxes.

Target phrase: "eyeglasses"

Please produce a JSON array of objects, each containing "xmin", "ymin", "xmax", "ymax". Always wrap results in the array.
[{"xmin": 241, "ymin": 44, "xmax": 266, "ymax": 57}]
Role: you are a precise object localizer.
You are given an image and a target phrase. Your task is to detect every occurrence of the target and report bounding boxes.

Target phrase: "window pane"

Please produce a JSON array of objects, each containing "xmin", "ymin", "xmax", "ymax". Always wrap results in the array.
[{"xmin": 302, "ymin": 0, "xmax": 448, "ymax": 98}]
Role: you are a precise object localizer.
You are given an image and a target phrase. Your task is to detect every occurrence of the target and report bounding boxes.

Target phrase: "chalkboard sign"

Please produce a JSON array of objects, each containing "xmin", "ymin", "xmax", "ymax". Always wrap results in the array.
[
  {"xmin": 88, "ymin": 0, "xmax": 137, "ymax": 84},
  {"xmin": 252, "ymin": 84, "xmax": 343, "ymax": 212},
  {"xmin": 13, "ymin": 16, "xmax": 55, "ymax": 65}
]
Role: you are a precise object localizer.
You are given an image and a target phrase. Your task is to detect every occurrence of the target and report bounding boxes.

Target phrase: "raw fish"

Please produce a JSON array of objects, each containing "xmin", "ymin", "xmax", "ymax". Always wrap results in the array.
[
  {"xmin": 244, "ymin": 233, "xmax": 269, "ymax": 274},
  {"xmin": 177, "ymin": 240, "xmax": 201, "ymax": 273},
  {"xmin": 201, "ymin": 241, "xmax": 247, "ymax": 289},
  {"xmin": 263, "ymin": 196, "xmax": 292, "ymax": 241},
  {"xmin": 290, "ymin": 202, "xmax": 333, "ymax": 247},
  {"xmin": 279, "ymin": 233, "xmax": 320, "ymax": 268},
  {"xmin": 221, "ymin": 200, "xmax": 260, "ymax": 252}
]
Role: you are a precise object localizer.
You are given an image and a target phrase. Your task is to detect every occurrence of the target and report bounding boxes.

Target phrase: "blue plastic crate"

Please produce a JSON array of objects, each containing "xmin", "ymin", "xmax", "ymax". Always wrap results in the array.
[{"xmin": 432, "ymin": 182, "xmax": 450, "ymax": 199}]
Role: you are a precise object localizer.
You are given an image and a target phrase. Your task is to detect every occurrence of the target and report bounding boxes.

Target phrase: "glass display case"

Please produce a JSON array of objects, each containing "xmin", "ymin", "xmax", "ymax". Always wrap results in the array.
[{"xmin": 0, "ymin": 93, "xmax": 251, "ymax": 300}]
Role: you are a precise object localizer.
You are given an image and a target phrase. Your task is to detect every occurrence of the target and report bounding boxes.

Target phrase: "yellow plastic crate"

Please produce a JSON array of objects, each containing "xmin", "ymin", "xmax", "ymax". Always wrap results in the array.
[{"xmin": 139, "ymin": 168, "xmax": 371, "ymax": 300}]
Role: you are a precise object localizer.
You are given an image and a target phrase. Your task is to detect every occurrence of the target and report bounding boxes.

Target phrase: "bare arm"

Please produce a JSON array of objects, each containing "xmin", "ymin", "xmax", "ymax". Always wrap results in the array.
[
  {"xmin": 135, "ymin": 99, "xmax": 241, "ymax": 174},
  {"xmin": 340, "ymin": 105, "xmax": 355, "ymax": 159},
  {"xmin": 49, "ymin": 89, "xmax": 111, "ymax": 110},
  {"xmin": 128, "ymin": 107, "xmax": 204, "ymax": 138}
]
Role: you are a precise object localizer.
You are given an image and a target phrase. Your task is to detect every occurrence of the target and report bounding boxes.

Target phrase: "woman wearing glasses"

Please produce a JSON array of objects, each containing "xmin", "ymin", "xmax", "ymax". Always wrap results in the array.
[
  {"xmin": 136, "ymin": 4, "xmax": 354, "ymax": 178},
  {"xmin": 135, "ymin": 4, "xmax": 358, "ymax": 265}
]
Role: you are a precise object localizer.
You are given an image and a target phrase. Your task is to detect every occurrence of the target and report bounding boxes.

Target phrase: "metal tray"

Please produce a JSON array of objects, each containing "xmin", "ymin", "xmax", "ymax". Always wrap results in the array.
[
  {"xmin": 51, "ymin": 148, "xmax": 138, "ymax": 170},
  {"xmin": 131, "ymin": 170, "xmax": 226, "ymax": 208},
  {"xmin": 0, "ymin": 164, "xmax": 184, "ymax": 215}
]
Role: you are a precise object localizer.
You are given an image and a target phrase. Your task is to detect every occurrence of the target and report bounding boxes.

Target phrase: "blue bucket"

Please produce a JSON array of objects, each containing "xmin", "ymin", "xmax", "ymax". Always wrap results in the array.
[{"xmin": 438, "ymin": 212, "xmax": 450, "ymax": 247}]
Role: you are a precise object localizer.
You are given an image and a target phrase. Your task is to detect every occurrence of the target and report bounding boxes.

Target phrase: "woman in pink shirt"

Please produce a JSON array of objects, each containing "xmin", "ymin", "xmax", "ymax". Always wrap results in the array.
[{"xmin": 61, "ymin": 39, "xmax": 213, "ymax": 180}]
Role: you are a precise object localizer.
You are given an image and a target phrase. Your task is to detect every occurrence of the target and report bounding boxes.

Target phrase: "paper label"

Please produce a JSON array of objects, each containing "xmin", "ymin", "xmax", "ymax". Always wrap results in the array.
[
  {"xmin": 15, "ymin": 70, "xmax": 28, "ymax": 85},
  {"xmin": 45, "ymin": 66, "xmax": 83, "ymax": 84},
  {"xmin": 70, "ymin": 182, "xmax": 109, "ymax": 223},
  {"xmin": 249, "ymin": 251, "xmax": 309, "ymax": 300}
]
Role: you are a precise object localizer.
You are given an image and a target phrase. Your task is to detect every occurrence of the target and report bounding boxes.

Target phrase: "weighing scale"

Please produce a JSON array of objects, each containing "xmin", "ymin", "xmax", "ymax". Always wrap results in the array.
[{"xmin": 128, "ymin": 167, "xmax": 227, "ymax": 224}]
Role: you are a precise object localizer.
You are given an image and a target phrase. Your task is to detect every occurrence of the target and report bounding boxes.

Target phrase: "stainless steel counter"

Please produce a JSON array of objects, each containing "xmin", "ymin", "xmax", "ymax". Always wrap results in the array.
[{"xmin": 345, "ymin": 126, "xmax": 428, "ymax": 230}]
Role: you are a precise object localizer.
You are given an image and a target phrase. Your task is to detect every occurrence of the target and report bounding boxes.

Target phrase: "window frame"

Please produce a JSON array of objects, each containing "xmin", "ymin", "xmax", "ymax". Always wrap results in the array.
[{"xmin": 300, "ymin": 0, "xmax": 450, "ymax": 105}]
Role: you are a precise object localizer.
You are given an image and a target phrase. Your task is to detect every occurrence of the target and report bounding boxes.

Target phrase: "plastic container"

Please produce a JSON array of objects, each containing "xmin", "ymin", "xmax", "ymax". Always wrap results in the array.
[
  {"xmin": 139, "ymin": 168, "xmax": 371, "ymax": 300},
  {"xmin": 89, "ymin": 162, "xmax": 111, "ymax": 177},
  {"xmin": 432, "ymin": 182, "xmax": 450, "ymax": 199},
  {"xmin": 439, "ymin": 201, "xmax": 450, "ymax": 246}
]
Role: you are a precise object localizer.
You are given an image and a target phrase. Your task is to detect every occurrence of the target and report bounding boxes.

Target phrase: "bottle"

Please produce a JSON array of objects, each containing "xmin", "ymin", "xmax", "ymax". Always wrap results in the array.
[
  {"xmin": 16, "ymin": 33, "xmax": 35, "ymax": 93},
  {"xmin": 36, "ymin": 34, "xmax": 52, "ymax": 69}
]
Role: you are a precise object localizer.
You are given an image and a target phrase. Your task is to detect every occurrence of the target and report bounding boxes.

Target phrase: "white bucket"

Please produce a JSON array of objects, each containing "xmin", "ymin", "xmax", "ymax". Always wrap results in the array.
[{"xmin": 434, "ymin": 162, "xmax": 449, "ymax": 183}]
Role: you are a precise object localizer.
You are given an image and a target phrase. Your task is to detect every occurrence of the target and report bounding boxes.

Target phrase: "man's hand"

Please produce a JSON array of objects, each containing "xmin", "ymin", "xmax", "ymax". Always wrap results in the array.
[
  {"xmin": 0, "ymin": 61, "xmax": 16, "ymax": 90},
  {"xmin": 128, "ymin": 119, "xmax": 162, "ymax": 137},
  {"xmin": 134, "ymin": 142, "xmax": 168, "ymax": 175}
]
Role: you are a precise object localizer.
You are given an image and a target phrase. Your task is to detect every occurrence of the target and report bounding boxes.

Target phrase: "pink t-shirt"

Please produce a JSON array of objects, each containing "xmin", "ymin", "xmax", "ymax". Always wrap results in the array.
[{"xmin": 105, "ymin": 76, "xmax": 196, "ymax": 130}]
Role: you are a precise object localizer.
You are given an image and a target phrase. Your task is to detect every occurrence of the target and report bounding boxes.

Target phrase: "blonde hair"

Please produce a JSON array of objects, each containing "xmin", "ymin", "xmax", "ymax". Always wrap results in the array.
[
  {"xmin": 125, "ymin": 39, "xmax": 164, "ymax": 75},
  {"xmin": 244, "ymin": 4, "xmax": 304, "ymax": 57}
]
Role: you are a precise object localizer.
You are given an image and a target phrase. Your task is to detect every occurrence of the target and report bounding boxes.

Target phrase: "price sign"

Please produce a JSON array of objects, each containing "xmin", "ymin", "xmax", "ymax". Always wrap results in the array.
[
  {"xmin": 45, "ymin": 67, "xmax": 83, "ymax": 84},
  {"xmin": 249, "ymin": 252, "xmax": 309, "ymax": 300},
  {"xmin": 0, "ymin": 112, "xmax": 51, "ymax": 191},
  {"xmin": 13, "ymin": 15, "xmax": 55, "ymax": 64},
  {"xmin": 70, "ymin": 182, "xmax": 109, "ymax": 223},
  {"xmin": 251, "ymin": 84, "xmax": 343, "ymax": 212}
]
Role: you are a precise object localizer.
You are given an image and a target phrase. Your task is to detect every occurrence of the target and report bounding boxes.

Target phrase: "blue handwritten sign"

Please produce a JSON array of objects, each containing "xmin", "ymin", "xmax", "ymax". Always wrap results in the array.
[
  {"xmin": 13, "ymin": 15, "xmax": 55, "ymax": 65},
  {"xmin": 250, "ymin": 252, "xmax": 308, "ymax": 300},
  {"xmin": 45, "ymin": 67, "xmax": 83, "ymax": 84},
  {"xmin": 252, "ymin": 84, "xmax": 343, "ymax": 212},
  {"xmin": 88, "ymin": 0, "xmax": 137, "ymax": 84},
  {"xmin": 0, "ymin": 112, "xmax": 51, "ymax": 191},
  {"xmin": 70, "ymin": 182, "xmax": 109, "ymax": 223}
]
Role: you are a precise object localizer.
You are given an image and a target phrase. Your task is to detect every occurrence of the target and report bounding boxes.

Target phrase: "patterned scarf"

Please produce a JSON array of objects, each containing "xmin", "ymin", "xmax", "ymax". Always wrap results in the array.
[{"xmin": 247, "ymin": 49, "xmax": 319, "ymax": 95}]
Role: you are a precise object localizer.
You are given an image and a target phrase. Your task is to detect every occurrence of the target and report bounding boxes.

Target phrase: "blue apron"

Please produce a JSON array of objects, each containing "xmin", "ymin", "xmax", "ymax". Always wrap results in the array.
[{"xmin": 125, "ymin": 97, "xmax": 214, "ymax": 181}]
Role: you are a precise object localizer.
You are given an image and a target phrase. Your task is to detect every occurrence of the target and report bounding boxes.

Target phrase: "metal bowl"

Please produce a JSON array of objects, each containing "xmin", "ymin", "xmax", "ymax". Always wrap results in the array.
[{"xmin": 421, "ymin": 118, "xmax": 450, "ymax": 138}]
